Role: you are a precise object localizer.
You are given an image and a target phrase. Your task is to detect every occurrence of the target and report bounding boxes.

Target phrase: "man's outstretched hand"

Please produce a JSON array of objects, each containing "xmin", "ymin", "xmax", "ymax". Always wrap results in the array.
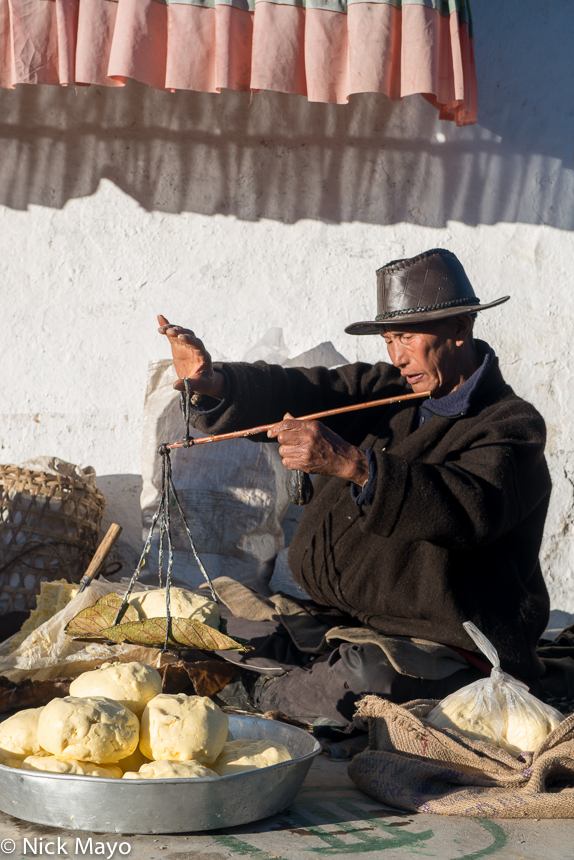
[
  {"xmin": 268, "ymin": 415, "xmax": 369, "ymax": 485},
  {"xmin": 158, "ymin": 317, "xmax": 368, "ymax": 484},
  {"xmin": 158, "ymin": 315, "xmax": 226, "ymax": 398}
]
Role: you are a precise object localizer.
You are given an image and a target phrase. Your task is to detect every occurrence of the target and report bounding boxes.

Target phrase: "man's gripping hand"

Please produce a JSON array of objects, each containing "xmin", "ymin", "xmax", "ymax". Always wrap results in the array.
[
  {"xmin": 268, "ymin": 414, "xmax": 369, "ymax": 486},
  {"xmin": 158, "ymin": 315, "xmax": 226, "ymax": 399}
]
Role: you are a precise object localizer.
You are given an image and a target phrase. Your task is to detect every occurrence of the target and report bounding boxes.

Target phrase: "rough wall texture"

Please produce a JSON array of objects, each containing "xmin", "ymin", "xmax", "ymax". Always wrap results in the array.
[{"xmin": 1, "ymin": 0, "xmax": 573, "ymax": 612}]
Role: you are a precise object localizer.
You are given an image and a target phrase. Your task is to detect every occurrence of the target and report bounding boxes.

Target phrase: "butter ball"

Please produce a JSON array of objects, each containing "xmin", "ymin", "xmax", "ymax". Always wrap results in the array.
[
  {"xmin": 123, "ymin": 760, "xmax": 217, "ymax": 779},
  {"xmin": 428, "ymin": 700, "xmax": 501, "ymax": 745},
  {"xmin": 0, "ymin": 707, "xmax": 44, "ymax": 761},
  {"xmin": 0, "ymin": 750, "xmax": 23, "ymax": 769},
  {"xmin": 504, "ymin": 707, "xmax": 562, "ymax": 754},
  {"xmin": 22, "ymin": 755, "xmax": 122, "ymax": 778},
  {"xmin": 38, "ymin": 697, "xmax": 139, "ymax": 763},
  {"xmin": 140, "ymin": 694, "xmax": 228, "ymax": 764},
  {"xmin": 117, "ymin": 746, "xmax": 151, "ymax": 774},
  {"xmin": 129, "ymin": 588, "xmax": 220, "ymax": 629},
  {"xmin": 213, "ymin": 740, "xmax": 292, "ymax": 776},
  {"xmin": 69, "ymin": 662, "xmax": 162, "ymax": 718}
]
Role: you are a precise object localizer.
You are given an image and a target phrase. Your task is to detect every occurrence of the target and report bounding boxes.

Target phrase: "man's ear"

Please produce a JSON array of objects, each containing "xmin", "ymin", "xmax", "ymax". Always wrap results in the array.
[{"xmin": 454, "ymin": 314, "xmax": 473, "ymax": 345}]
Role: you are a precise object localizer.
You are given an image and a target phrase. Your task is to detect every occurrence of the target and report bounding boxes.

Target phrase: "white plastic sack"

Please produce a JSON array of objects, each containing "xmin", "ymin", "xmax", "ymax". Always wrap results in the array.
[
  {"xmin": 18, "ymin": 457, "xmax": 97, "ymax": 491},
  {"xmin": 140, "ymin": 359, "xmax": 291, "ymax": 593},
  {"xmin": 428, "ymin": 622, "xmax": 564, "ymax": 757},
  {"xmin": 268, "ymin": 547, "xmax": 311, "ymax": 600}
]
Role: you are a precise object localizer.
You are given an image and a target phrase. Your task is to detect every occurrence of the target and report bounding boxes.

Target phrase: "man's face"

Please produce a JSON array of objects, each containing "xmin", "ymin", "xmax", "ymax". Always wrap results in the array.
[{"xmin": 380, "ymin": 317, "xmax": 471, "ymax": 398}]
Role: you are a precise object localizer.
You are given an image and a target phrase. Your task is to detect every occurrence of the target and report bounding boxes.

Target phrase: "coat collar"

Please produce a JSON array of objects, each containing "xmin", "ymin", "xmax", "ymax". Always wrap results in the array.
[{"xmin": 420, "ymin": 342, "xmax": 496, "ymax": 420}]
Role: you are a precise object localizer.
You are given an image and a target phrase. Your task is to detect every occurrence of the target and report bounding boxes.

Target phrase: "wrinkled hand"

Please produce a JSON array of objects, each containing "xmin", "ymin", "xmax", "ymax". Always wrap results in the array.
[
  {"xmin": 268, "ymin": 414, "xmax": 369, "ymax": 485},
  {"xmin": 157, "ymin": 315, "xmax": 226, "ymax": 398}
]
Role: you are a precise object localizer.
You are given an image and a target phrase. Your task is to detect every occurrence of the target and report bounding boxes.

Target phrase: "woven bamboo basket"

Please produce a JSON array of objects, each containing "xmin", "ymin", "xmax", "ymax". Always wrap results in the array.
[{"xmin": 0, "ymin": 465, "xmax": 105, "ymax": 613}]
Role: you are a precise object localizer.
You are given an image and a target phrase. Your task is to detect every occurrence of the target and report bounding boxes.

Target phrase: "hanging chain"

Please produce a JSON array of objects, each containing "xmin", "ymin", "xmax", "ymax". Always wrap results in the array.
[
  {"xmin": 180, "ymin": 377, "xmax": 193, "ymax": 448},
  {"xmin": 162, "ymin": 451, "xmax": 174, "ymax": 651},
  {"xmin": 112, "ymin": 379, "xmax": 219, "ymax": 649}
]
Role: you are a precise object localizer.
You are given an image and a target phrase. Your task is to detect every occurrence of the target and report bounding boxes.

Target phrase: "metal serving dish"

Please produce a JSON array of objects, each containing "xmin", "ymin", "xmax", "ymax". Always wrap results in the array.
[{"xmin": 0, "ymin": 715, "xmax": 320, "ymax": 834}]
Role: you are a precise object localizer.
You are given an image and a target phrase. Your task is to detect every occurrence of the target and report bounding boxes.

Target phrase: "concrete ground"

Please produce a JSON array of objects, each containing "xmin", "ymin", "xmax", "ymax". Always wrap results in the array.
[{"xmin": 0, "ymin": 755, "xmax": 572, "ymax": 860}]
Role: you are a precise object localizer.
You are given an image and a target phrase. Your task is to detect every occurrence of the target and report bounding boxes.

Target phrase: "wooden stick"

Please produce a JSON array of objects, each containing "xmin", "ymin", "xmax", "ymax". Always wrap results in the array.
[
  {"xmin": 78, "ymin": 523, "xmax": 123, "ymax": 592},
  {"xmin": 165, "ymin": 390, "xmax": 431, "ymax": 451}
]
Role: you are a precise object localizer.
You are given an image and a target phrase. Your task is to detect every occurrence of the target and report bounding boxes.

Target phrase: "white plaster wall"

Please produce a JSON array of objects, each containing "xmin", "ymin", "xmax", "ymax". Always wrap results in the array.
[{"xmin": 1, "ymin": 0, "xmax": 573, "ymax": 611}]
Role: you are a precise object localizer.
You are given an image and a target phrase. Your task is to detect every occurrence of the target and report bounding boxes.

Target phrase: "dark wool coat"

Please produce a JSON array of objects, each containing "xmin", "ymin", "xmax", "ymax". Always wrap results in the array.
[{"xmin": 191, "ymin": 341, "xmax": 551, "ymax": 684}]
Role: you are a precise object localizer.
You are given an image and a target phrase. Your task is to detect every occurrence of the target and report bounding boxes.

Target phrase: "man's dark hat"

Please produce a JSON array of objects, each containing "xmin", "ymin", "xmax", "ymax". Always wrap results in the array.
[{"xmin": 345, "ymin": 248, "xmax": 510, "ymax": 335}]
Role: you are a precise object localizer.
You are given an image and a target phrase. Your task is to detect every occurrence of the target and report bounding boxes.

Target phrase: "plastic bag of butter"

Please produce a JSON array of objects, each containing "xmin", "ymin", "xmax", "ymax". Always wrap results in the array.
[{"xmin": 428, "ymin": 621, "xmax": 563, "ymax": 757}]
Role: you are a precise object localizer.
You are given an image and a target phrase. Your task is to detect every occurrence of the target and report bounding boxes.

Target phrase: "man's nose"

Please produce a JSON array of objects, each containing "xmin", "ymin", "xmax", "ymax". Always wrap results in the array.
[{"xmin": 388, "ymin": 343, "xmax": 408, "ymax": 367}]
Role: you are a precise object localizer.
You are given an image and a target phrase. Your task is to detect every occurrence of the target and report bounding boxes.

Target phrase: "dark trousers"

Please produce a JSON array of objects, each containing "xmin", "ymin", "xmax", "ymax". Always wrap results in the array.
[
  {"xmin": 221, "ymin": 608, "xmax": 485, "ymax": 725},
  {"xmin": 257, "ymin": 641, "xmax": 484, "ymax": 724}
]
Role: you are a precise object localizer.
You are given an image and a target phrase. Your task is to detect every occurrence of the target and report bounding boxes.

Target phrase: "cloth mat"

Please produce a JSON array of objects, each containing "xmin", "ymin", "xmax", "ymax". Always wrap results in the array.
[{"xmin": 210, "ymin": 576, "xmax": 468, "ymax": 679}]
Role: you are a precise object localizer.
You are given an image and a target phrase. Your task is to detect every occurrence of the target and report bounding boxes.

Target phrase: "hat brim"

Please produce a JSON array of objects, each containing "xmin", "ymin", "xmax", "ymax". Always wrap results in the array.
[{"xmin": 345, "ymin": 296, "xmax": 510, "ymax": 336}]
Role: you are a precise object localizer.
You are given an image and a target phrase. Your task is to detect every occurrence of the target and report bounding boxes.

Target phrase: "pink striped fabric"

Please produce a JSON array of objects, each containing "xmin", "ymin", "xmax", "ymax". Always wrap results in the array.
[{"xmin": 0, "ymin": 0, "xmax": 477, "ymax": 125}]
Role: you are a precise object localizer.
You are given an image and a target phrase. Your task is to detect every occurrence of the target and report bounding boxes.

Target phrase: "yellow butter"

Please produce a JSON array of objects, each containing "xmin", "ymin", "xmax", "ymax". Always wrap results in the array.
[
  {"xmin": 140, "ymin": 694, "xmax": 228, "ymax": 765},
  {"xmin": 123, "ymin": 760, "xmax": 217, "ymax": 780},
  {"xmin": 38, "ymin": 696, "xmax": 139, "ymax": 764},
  {"xmin": 7, "ymin": 580, "xmax": 79, "ymax": 653},
  {"xmin": 213, "ymin": 740, "xmax": 291, "ymax": 776},
  {"xmin": 129, "ymin": 587, "xmax": 220, "ymax": 629}
]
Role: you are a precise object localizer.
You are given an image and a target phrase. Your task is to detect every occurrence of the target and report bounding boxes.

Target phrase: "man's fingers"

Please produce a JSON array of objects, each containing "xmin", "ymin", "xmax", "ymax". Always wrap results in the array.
[
  {"xmin": 282, "ymin": 459, "xmax": 298, "ymax": 470},
  {"xmin": 157, "ymin": 319, "xmax": 199, "ymax": 340},
  {"xmin": 158, "ymin": 314, "xmax": 171, "ymax": 334},
  {"xmin": 279, "ymin": 440, "xmax": 306, "ymax": 455},
  {"xmin": 268, "ymin": 423, "xmax": 299, "ymax": 439},
  {"xmin": 268, "ymin": 416, "xmax": 304, "ymax": 439}
]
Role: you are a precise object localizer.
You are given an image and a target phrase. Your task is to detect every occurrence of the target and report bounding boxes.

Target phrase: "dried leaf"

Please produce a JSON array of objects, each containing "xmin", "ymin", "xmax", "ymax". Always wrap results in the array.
[
  {"xmin": 0, "ymin": 675, "xmax": 70, "ymax": 713},
  {"xmin": 65, "ymin": 593, "xmax": 139, "ymax": 639},
  {"xmin": 171, "ymin": 618, "xmax": 249, "ymax": 652},
  {"xmin": 160, "ymin": 660, "xmax": 237, "ymax": 698},
  {"xmin": 99, "ymin": 618, "xmax": 169, "ymax": 646},
  {"xmin": 97, "ymin": 617, "xmax": 250, "ymax": 652},
  {"xmin": 187, "ymin": 661, "xmax": 238, "ymax": 697},
  {"xmin": 160, "ymin": 662, "xmax": 192, "ymax": 695}
]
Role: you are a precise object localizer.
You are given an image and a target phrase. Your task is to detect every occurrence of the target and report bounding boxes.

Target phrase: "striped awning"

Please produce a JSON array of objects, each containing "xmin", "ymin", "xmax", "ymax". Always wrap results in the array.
[{"xmin": 0, "ymin": 0, "xmax": 477, "ymax": 125}]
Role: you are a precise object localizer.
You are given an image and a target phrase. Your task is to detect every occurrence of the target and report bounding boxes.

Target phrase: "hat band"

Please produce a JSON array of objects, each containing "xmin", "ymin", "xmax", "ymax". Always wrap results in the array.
[{"xmin": 375, "ymin": 296, "xmax": 479, "ymax": 321}]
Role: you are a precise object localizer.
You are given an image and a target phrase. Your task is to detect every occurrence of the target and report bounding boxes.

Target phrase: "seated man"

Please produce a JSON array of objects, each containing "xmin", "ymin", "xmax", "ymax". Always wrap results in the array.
[{"xmin": 159, "ymin": 248, "xmax": 552, "ymax": 724}]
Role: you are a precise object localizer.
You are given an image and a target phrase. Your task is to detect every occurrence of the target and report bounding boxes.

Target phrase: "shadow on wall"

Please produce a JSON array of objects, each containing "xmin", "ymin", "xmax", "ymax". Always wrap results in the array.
[{"xmin": 0, "ymin": 0, "xmax": 572, "ymax": 228}]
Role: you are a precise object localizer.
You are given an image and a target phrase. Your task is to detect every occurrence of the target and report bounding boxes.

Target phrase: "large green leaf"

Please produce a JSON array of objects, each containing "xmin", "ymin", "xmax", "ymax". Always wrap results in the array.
[
  {"xmin": 97, "ymin": 617, "xmax": 250, "ymax": 652},
  {"xmin": 64, "ymin": 593, "xmax": 139, "ymax": 639}
]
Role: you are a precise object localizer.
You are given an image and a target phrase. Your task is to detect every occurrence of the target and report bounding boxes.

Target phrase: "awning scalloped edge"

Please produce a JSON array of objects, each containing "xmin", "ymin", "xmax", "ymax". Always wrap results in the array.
[{"xmin": 0, "ymin": 0, "xmax": 477, "ymax": 125}]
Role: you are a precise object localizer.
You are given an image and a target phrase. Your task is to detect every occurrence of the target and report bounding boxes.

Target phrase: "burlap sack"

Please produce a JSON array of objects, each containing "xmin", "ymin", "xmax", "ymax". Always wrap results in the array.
[{"xmin": 348, "ymin": 696, "xmax": 574, "ymax": 818}]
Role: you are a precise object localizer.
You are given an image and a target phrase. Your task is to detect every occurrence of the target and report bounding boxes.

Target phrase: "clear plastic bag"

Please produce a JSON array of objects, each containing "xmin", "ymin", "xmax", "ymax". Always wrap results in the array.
[{"xmin": 428, "ymin": 622, "xmax": 564, "ymax": 757}]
